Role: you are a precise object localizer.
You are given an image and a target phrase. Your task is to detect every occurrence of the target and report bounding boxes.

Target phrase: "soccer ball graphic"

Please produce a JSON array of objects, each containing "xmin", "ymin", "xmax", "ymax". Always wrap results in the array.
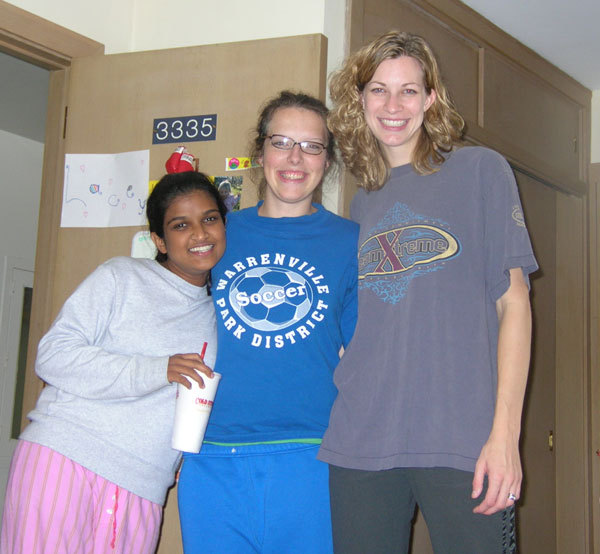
[{"xmin": 229, "ymin": 267, "xmax": 313, "ymax": 332}]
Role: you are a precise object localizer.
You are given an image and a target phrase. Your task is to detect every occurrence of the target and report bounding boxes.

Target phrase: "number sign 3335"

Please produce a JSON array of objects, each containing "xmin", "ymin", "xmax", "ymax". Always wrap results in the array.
[{"xmin": 152, "ymin": 114, "xmax": 217, "ymax": 144}]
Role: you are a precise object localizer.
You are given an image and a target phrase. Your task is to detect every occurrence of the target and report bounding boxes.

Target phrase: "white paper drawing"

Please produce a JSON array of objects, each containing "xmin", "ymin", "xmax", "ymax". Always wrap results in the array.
[{"xmin": 61, "ymin": 150, "xmax": 150, "ymax": 228}]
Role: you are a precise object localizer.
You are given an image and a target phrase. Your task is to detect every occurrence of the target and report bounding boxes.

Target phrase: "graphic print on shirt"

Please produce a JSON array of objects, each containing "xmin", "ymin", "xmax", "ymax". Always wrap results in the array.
[
  {"xmin": 214, "ymin": 252, "xmax": 330, "ymax": 349},
  {"xmin": 359, "ymin": 202, "xmax": 460, "ymax": 304},
  {"xmin": 511, "ymin": 205, "xmax": 526, "ymax": 228}
]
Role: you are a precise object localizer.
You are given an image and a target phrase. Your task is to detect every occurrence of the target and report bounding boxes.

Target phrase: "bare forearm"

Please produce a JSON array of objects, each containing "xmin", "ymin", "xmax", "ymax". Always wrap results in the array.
[
  {"xmin": 492, "ymin": 268, "xmax": 532, "ymax": 440},
  {"xmin": 472, "ymin": 268, "xmax": 532, "ymax": 514}
]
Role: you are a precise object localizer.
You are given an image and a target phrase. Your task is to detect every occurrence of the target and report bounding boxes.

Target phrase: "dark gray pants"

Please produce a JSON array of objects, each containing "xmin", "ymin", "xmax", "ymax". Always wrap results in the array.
[{"xmin": 329, "ymin": 465, "xmax": 517, "ymax": 554}]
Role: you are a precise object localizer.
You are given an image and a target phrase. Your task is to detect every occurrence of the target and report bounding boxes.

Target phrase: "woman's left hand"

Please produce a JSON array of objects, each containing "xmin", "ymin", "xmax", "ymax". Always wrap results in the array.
[{"xmin": 471, "ymin": 432, "xmax": 522, "ymax": 515}]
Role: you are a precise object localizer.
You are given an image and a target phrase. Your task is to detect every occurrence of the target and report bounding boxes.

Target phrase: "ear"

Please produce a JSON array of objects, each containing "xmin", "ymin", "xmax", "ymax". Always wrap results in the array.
[
  {"xmin": 150, "ymin": 232, "xmax": 167, "ymax": 255},
  {"xmin": 424, "ymin": 89, "xmax": 437, "ymax": 112}
]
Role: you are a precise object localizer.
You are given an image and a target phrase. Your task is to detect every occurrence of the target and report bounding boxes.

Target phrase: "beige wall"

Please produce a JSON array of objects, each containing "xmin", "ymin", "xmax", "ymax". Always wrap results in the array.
[
  {"xmin": 592, "ymin": 90, "xmax": 600, "ymax": 163},
  {"xmin": 5, "ymin": 0, "xmax": 323, "ymax": 53}
]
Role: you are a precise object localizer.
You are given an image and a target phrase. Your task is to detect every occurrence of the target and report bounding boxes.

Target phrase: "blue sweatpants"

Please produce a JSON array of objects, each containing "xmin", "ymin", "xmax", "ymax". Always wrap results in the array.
[{"xmin": 178, "ymin": 443, "xmax": 333, "ymax": 554}]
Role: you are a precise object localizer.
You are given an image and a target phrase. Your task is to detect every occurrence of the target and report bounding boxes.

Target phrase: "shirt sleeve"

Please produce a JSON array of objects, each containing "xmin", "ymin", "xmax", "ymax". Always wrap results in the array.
[
  {"xmin": 482, "ymin": 151, "xmax": 539, "ymax": 302},
  {"xmin": 35, "ymin": 261, "xmax": 170, "ymax": 400},
  {"xmin": 340, "ymin": 224, "xmax": 359, "ymax": 348}
]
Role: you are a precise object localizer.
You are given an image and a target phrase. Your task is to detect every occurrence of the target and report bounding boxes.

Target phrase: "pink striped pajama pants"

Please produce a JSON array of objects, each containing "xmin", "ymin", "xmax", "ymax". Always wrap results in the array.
[{"xmin": 1, "ymin": 441, "xmax": 162, "ymax": 554}]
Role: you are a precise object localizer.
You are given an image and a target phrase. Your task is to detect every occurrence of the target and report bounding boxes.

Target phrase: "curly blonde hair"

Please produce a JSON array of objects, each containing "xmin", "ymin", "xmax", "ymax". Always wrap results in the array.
[{"xmin": 329, "ymin": 31, "xmax": 465, "ymax": 191}]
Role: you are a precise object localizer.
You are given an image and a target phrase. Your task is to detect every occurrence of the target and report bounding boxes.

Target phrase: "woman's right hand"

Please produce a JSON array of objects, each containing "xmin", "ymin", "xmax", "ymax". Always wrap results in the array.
[{"xmin": 167, "ymin": 353, "xmax": 214, "ymax": 389}]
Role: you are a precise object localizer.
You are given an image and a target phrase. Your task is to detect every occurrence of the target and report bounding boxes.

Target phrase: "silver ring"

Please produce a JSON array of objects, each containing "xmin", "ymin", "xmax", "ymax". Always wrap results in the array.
[{"xmin": 508, "ymin": 492, "xmax": 517, "ymax": 501}]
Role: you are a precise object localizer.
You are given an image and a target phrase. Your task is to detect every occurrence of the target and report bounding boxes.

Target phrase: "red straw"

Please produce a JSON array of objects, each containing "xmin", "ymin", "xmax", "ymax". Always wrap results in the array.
[{"xmin": 200, "ymin": 342, "xmax": 208, "ymax": 360}]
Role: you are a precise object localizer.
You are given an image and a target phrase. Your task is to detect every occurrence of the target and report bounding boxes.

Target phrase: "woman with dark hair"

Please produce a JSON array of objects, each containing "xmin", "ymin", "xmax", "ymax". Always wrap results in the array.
[
  {"xmin": 318, "ymin": 31, "xmax": 538, "ymax": 553},
  {"xmin": 177, "ymin": 91, "xmax": 358, "ymax": 553},
  {"xmin": 1, "ymin": 171, "xmax": 225, "ymax": 554}
]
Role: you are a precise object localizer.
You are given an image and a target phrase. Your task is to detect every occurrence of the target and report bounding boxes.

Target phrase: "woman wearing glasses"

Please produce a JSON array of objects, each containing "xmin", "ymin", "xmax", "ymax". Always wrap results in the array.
[{"xmin": 177, "ymin": 90, "xmax": 358, "ymax": 553}]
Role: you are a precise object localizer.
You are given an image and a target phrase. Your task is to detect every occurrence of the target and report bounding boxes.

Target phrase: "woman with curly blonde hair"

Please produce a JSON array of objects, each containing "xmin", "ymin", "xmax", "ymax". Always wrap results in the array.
[
  {"xmin": 318, "ymin": 31, "xmax": 538, "ymax": 553},
  {"xmin": 329, "ymin": 31, "xmax": 464, "ymax": 190}
]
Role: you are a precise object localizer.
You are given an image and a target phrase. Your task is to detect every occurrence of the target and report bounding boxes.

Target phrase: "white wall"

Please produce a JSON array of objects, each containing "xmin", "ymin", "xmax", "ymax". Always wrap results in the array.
[
  {"xmin": 0, "ymin": 130, "xmax": 44, "ymax": 263},
  {"xmin": 592, "ymin": 90, "xmax": 600, "ymax": 164}
]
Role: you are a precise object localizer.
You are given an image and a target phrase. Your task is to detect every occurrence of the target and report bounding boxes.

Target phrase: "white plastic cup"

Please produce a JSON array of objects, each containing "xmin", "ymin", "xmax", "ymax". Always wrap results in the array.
[{"xmin": 171, "ymin": 371, "xmax": 221, "ymax": 453}]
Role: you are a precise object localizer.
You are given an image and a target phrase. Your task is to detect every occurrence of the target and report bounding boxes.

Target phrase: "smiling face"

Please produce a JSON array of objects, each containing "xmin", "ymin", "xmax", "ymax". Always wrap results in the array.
[
  {"xmin": 258, "ymin": 107, "xmax": 330, "ymax": 217},
  {"xmin": 362, "ymin": 56, "xmax": 436, "ymax": 168},
  {"xmin": 151, "ymin": 190, "xmax": 226, "ymax": 286}
]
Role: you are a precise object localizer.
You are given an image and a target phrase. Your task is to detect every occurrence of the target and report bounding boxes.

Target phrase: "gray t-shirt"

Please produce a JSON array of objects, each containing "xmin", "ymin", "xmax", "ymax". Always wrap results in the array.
[{"xmin": 318, "ymin": 146, "xmax": 538, "ymax": 473}]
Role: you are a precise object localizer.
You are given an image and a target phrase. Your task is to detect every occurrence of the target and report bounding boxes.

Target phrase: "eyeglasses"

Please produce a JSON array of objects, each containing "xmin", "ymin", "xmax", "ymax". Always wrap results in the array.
[{"xmin": 266, "ymin": 134, "xmax": 326, "ymax": 155}]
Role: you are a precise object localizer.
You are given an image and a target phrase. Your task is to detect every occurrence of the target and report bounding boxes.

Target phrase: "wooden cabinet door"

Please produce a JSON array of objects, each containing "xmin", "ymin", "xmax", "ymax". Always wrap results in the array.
[{"xmin": 515, "ymin": 170, "xmax": 557, "ymax": 554}]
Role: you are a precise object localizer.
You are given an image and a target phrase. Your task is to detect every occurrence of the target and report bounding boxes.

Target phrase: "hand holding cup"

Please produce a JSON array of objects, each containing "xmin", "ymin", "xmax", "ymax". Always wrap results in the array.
[
  {"xmin": 167, "ymin": 352, "xmax": 213, "ymax": 389},
  {"xmin": 171, "ymin": 343, "xmax": 221, "ymax": 453}
]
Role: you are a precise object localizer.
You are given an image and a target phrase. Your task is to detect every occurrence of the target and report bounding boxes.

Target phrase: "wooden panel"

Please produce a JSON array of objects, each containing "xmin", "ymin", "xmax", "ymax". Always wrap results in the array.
[
  {"xmin": 362, "ymin": 0, "xmax": 479, "ymax": 124},
  {"xmin": 53, "ymin": 34, "xmax": 327, "ymax": 313},
  {"xmin": 411, "ymin": 510, "xmax": 433, "ymax": 553},
  {"xmin": 513, "ymin": 170, "xmax": 556, "ymax": 553},
  {"xmin": 416, "ymin": 0, "xmax": 591, "ymax": 107},
  {"xmin": 484, "ymin": 50, "xmax": 582, "ymax": 186},
  {"xmin": 555, "ymin": 192, "xmax": 589, "ymax": 553}
]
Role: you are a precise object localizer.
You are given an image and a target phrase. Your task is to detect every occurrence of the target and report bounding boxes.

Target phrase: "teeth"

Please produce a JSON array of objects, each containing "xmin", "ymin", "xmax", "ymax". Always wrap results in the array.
[
  {"xmin": 381, "ymin": 118, "xmax": 407, "ymax": 127},
  {"xmin": 190, "ymin": 245, "xmax": 213, "ymax": 253},
  {"xmin": 280, "ymin": 172, "xmax": 304, "ymax": 180}
]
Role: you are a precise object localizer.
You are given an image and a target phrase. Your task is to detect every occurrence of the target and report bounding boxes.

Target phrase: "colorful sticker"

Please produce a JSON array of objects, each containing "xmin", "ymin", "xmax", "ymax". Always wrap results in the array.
[{"xmin": 226, "ymin": 157, "xmax": 259, "ymax": 171}]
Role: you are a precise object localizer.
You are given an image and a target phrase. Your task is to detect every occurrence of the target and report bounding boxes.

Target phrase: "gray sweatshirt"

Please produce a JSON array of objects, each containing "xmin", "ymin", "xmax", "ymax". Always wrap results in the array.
[{"xmin": 21, "ymin": 256, "xmax": 217, "ymax": 505}]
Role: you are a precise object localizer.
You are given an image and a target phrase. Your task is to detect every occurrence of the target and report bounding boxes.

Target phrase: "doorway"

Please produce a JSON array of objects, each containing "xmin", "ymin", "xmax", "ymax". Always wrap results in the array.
[
  {"xmin": 0, "ymin": 260, "xmax": 33, "ymax": 520},
  {"xmin": 0, "ymin": 50, "xmax": 48, "ymax": 510}
]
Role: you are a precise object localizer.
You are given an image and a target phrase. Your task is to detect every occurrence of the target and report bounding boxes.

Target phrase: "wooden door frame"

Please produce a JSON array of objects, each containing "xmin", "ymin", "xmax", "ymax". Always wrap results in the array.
[
  {"xmin": 590, "ymin": 162, "xmax": 600, "ymax": 554},
  {"xmin": 0, "ymin": 0, "xmax": 104, "ymax": 426}
]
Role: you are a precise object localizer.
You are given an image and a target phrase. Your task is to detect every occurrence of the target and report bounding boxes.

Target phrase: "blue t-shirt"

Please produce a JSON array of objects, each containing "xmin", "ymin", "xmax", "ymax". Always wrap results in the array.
[
  {"xmin": 319, "ymin": 147, "xmax": 538, "ymax": 472},
  {"xmin": 204, "ymin": 203, "xmax": 358, "ymax": 444}
]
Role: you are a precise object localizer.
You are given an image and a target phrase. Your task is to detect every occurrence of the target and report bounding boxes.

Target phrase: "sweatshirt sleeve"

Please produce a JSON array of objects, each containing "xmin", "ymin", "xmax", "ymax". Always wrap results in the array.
[{"xmin": 35, "ymin": 261, "xmax": 170, "ymax": 400}]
